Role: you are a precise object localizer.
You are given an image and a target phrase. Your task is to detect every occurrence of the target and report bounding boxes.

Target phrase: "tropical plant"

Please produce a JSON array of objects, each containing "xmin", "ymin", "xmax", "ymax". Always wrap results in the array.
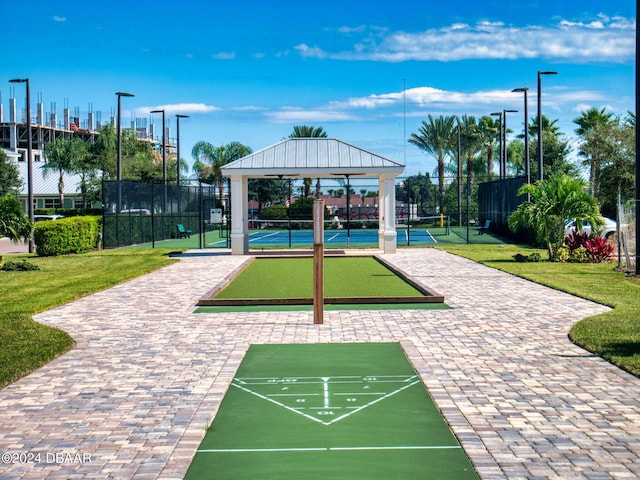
[
  {"xmin": 43, "ymin": 138, "xmax": 74, "ymax": 207},
  {"xmin": 0, "ymin": 194, "xmax": 32, "ymax": 243},
  {"xmin": 477, "ymin": 116, "xmax": 500, "ymax": 181},
  {"xmin": 528, "ymin": 115, "xmax": 576, "ymax": 179},
  {"xmin": 192, "ymin": 141, "xmax": 252, "ymax": 209},
  {"xmin": 288, "ymin": 125, "xmax": 328, "ymax": 197},
  {"xmin": 0, "ymin": 150, "xmax": 22, "ymax": 197},
  {"xmin": 409, "ymin": 115, "xmax": 457, "ymax": 214},
  {"xmin": 508, "ymin": 175, "xmax": 602, "ymax": 260},
  {"xmin": 573, "ymin": 107, "xmax": 616, "ymax": 197}
]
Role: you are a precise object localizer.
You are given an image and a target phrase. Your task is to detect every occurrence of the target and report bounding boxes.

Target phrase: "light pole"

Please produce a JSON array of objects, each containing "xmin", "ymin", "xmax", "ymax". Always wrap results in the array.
[
  {"xmin": 175, "ymin": 114, "xmax": 189, "ymax": 187},
  {"xmin": 175, "ymin": 114, "xmax": 188, "ymax": 213},
  {"xmin": 537, "ymin": 71, "xmax": 558, "ymax": 181},
  {"xmin": 9, "ymin": 78, "xmax": 34, "ymax": 253},
  {"xmin": 503, "ymin": 109, "xmax": 518, "ymax": 179},
  {"xmin": 150, "ymin": 109, "xmax": 167, "ymax": 211},
  {"xmin": 115, "ymin": 92, "xmax": 134, "ymax": 212},
  {"xmin": 490, "ymin": 112, "xmax": 502, "ymax": 179},
  {"xmin": 512, "ymin": 87, "xmax": 530, "ymax": 185}
]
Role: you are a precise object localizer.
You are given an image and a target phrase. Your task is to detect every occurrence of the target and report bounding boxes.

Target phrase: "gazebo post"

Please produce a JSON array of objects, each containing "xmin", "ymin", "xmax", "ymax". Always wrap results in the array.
[
  {"xmin": 230, "ymin": 175, "xmax": 248, "ymax": 254},
  {"xmin": 381, "ymin": 175, "xmax": 397, "ymax": 253}
]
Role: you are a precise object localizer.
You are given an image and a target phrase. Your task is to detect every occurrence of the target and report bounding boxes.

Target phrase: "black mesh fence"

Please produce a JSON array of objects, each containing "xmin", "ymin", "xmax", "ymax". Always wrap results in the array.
[
  {"xmin": 102, "ymin": 180, "xmax": 219, "ymax": 248},
  {"xmin": 101, "ymin": 176, "xmax": 530, "ymax": 249}
]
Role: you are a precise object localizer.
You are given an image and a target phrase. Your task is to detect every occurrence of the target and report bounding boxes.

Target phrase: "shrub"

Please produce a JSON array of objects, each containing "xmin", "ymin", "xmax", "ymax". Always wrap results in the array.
[
  {"xmin": 553, "ymin": 245, "xmax": 570, "ymax": 262},
  {"xmin": 584, "ymin": 236, "xmax": 614, "ymax": 263},
  {"xmin": 1, "ymin": 259, "xmax": 39, "ymax": 271},
  {"xmin": 33, "ymin": 216, "xmax": 101, "ymax": 256},
  {"xmin": 564, "ymin": 230, "xmax": 614, "ymax": 263},
  {"xmin": 513, "ymin": 253, "xmax": 542, "ymax": 262}
]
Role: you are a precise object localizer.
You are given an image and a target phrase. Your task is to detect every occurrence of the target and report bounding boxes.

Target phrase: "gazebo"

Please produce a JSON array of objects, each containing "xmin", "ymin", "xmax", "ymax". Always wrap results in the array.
[{"xmin": 220, "ymin": 138, "xmax": 405, "ymax": 254}]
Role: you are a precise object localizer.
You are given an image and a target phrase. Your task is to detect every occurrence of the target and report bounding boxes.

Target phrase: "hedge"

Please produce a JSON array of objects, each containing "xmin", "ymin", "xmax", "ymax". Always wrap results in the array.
[{"xmin": 33, "ymin": 216, "xmax": 102, "ymax": 256}]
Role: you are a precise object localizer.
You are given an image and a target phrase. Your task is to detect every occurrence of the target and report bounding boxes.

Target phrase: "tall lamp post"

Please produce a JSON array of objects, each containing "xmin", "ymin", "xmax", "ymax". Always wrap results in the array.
[
  {"xmin": 150, "ymin": 109, "xmax": 167, "ymax": 211},
  {"xmin": 537, "ymin": 71, "xmax": 558, "ymax": 181},
  {"xmin": 175, "ymin": 115, "xmax": 189, "ymax": 187},
  {"xmin": 502, "ymin": 109, "xmax": 518, "ymax": 179},
  {"xmin": 9, "ymin": 78, "xmax": 34, "ymax": 253},
  {"xmin": 175, "ymin": 114, "xmax": 188, "ymax": 213},
  {"xmin": 490, "ymin": 112, "xmax": 502, "ymax": 179},
  {"xmin": 115, "ymin": 92, "xmax": 134, "ymax": 213},
  {"xmin": 512, "ymin": 88, "xmax": 530, "ymax": 185}
]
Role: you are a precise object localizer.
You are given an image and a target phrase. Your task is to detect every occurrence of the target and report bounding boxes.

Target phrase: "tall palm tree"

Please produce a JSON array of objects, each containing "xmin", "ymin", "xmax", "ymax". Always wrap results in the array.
[
  {"xmin": 288, "ymin": 125, "xmax": 328, "ymax": 197},
  {"xmin": 192, "ymin": 140, "xmax": 252, "ymax": 208},
  {"xmin": 508, "ymin": 175, "xmax": 602, "ymax": 260},
  {"xmin": 409, "ymin": 115, "xmax": 457, "ymax": 214},
  {"xmin": 477, "ymin": 116, "xmax": 500, "ymax": 181},
  {"xmin": 573, "ymin": 107, "xmax": 615, "ymax": 197},
  {"xmin": 43, "ymin": 137, "xmax": 74, "ymax": 208}
]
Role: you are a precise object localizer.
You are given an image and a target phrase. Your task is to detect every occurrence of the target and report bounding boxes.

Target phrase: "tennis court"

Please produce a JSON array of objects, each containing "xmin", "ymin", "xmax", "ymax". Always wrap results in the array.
[{"xmin": 185, "ymin": 343, "xmax": 479, "ymax": 480}]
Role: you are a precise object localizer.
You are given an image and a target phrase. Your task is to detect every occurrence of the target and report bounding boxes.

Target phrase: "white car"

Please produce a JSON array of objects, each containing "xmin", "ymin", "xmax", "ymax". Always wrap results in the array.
[{"xmin": 565, "ymin": 217, "xmax": 617, "ymax": 240}]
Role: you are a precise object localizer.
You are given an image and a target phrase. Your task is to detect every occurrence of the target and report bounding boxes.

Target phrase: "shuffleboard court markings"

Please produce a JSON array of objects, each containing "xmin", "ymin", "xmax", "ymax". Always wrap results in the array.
[{"xmin": 231, "ymin": 374, "xmax": 420, "ymax": 426}]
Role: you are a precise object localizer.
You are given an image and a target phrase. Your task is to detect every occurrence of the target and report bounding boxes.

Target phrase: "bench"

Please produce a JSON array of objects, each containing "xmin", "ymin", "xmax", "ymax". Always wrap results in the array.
[
  {"xmin": 176, "ymin": 224, "xmax": 193, "ymax": 238},
  {"xmin": 476, "ymin": 220, "xmax": 491, "ymax": 235}
]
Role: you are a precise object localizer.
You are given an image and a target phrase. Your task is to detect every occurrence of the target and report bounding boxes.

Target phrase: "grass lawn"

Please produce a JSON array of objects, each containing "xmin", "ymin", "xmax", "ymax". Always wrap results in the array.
[
  {"xmin": 0, "ymin": 248, "xmax": 177, "ymax": 388},
  {"xmin": 438, "ymin": 244, "xmax": 640, "ymax": 376},
  {"xmin": 214, "ymin": 257, "xmax": 424, "ymax": 299}
]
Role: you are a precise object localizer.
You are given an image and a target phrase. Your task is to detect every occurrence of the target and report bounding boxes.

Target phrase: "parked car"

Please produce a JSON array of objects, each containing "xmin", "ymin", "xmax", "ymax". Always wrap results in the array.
[
  {"xmin": 564, "ymin": 217, "xmax": 617, "ymax": 240},
  {"xmin": 33, "ymin": 214, "xmax": 64, "ymax": 222}
]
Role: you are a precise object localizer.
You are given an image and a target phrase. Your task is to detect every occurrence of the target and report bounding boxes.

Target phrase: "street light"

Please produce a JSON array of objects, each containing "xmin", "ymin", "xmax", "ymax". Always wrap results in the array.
[
  {"xmin": 150, "ymin": 109, "xmax": 167, "ymax": 186},
  {"xmin": 9, "ymin": 78, "xmax": 34, "ymax": 253},
  {"xmin": 175, "ymin": 115, "xmax": 189, "ymax": 187},
  {"xmin": 512, "ymin": 87, "xmax": 530, "ymax": 185},
  {"xmin": 503, "ymin": 109, "xmax": 518, "ymax": 179},
  {"xmin": 175, "ymin": 114, "xmax": 188, "ymax": 212},
  {"xmin": 537, "ymin": 71, "xmax": 558, "ymax": 181},
  {"xmin": 490, "ymin": 112, "xmax": 502, "ymax": 180},
  {"xmin": 150, "ymin": 109, "xmax": 167, "ymax": 211},
  {"xmin": 115, "ymin": 92, "xmax": 134, "ymax": 212}
]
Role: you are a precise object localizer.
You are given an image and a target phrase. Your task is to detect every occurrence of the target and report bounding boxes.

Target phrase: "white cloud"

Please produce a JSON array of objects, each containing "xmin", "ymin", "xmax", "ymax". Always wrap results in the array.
[
  {"xmin": 297, "ymin": 15, "xmax": 635, "ymax": 63},
  {"xmin": 52, "ymin": 15, "xmax": 66, "ymax": 22},
  {"xmin": 294, "ymin": 44, "xmax": 328, "ymax": 59},
  {"xmin": 212, "ymin": 51, "xmax": 236, "ymax": 60},
  {"xmin": 137, "ymin": 103, "xmax": 221, "ymax": 116},
  {"xmin": 266, "ymin": 107, "xmax": 358, "ymax": 123}
]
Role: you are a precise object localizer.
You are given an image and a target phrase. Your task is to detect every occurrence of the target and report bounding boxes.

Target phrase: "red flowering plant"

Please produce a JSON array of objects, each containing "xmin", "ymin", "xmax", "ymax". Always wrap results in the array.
[{"xmin": 564, "ymin": 229, "xmax": 614, "ymax": 263}]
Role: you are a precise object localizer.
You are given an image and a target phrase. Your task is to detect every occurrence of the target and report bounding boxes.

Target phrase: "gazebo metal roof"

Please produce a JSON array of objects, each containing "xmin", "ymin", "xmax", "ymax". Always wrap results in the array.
[{"xmin": 221, "ymin": 138, "xmax": 404, "ymax": 177}]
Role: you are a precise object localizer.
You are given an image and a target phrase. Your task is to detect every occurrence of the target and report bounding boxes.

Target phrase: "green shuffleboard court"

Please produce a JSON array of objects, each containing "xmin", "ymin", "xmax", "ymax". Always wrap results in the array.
[
  {"xmin": 185, "ymin": 343, "xmax": 478, "ymax": 480},
  {"xmin": 198, "ymin": 256, "xmax": 447, "ymax": 311}
]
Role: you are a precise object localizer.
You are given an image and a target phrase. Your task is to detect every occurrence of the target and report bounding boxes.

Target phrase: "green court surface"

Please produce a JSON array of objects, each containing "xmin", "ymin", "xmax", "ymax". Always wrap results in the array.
[
  {"xmin": 185, "ymin": 343, "xmax": 479, "ymax": 480},
  {"xmin": 213, "ymin": 257, "xmax": 425, "ymax": 299}
]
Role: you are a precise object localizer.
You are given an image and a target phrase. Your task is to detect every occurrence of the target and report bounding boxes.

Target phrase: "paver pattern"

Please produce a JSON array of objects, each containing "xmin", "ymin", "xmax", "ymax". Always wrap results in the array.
[{"xmin": 0, "ymin": 248, "xmax": 638, "ymax": 479}]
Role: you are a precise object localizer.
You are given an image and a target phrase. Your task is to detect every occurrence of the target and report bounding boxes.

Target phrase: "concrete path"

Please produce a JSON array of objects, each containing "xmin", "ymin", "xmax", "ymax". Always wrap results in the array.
[{"xmin": 0, "ymin": 249, "xmax": 638, "ymax": 479}]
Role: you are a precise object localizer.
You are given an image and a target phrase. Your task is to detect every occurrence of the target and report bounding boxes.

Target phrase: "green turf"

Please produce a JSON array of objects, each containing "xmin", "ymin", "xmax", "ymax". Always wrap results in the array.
[
  {"xmin": 185, "ymin": 343, "xmax": 479, "ymax": 480},
  {"xmin": 214, "ymin": 257, "xmax": 424, "ymax": 299}
]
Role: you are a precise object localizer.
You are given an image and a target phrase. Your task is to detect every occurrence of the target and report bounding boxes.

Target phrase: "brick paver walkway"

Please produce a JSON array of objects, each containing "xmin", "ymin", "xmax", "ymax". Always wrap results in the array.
[{"xmin": 0, "ymin": 249, "xmax": 638, "ymax": 479}]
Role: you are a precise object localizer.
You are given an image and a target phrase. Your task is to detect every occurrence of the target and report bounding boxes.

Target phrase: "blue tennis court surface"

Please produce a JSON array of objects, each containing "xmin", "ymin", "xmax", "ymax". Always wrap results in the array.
[{"xmin": 206, "ymin": 228, "xmax": 438, "ymax": 248}]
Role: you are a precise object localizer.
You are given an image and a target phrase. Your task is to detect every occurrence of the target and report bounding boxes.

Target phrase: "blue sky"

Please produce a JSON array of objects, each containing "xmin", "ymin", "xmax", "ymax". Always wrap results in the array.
[{"xmin": 2, "ymin": 0, "xmax": 635, "ymax": 178}]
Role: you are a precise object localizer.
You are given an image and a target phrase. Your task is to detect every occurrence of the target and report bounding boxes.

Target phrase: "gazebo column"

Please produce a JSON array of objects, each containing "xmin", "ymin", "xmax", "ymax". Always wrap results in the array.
[
  {"xmin": 229, "ymin": 175, "xmax": 248, "ymax": 254},
  {"xmin": 377, "ymin": 176, "xmax": 385, "ymax": 249},
  {"xmin": 380, "ymin": 175, "xmax": 397, "ymax": 253}
]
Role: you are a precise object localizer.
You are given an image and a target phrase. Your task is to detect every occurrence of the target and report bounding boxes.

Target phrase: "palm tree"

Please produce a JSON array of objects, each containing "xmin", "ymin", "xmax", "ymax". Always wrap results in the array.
[
  {"xmin": 409, "ymin": 115, "xmax": 457, "ymax": 214},
  {"xmin": 508, "ymin": 175, "xmax": 602, "ymax": 260},
  {"xmin": 0, "ymin": 194, "xmax": 32, "ymax": 244},
  {"xmin": 573, "ymin": 107, "xmax": 615, "ymax": 197},
  {"xmin": 288, "ymin": 125, "xmax": 328, "ymax": 197},
  {"xmin": 477, "ymin": 116, "xmax": 500, "ymax": 181},
  {"xmin": 289, "ymin": 125, "xmax": 328, "ymax": 138},
  {"xmin": 43, "ymin": 138, "xmax": 74, "ymax": 207},
  {"xmin": 192, "ymin": 140, "xmax": 252, "ymax": 208}
]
